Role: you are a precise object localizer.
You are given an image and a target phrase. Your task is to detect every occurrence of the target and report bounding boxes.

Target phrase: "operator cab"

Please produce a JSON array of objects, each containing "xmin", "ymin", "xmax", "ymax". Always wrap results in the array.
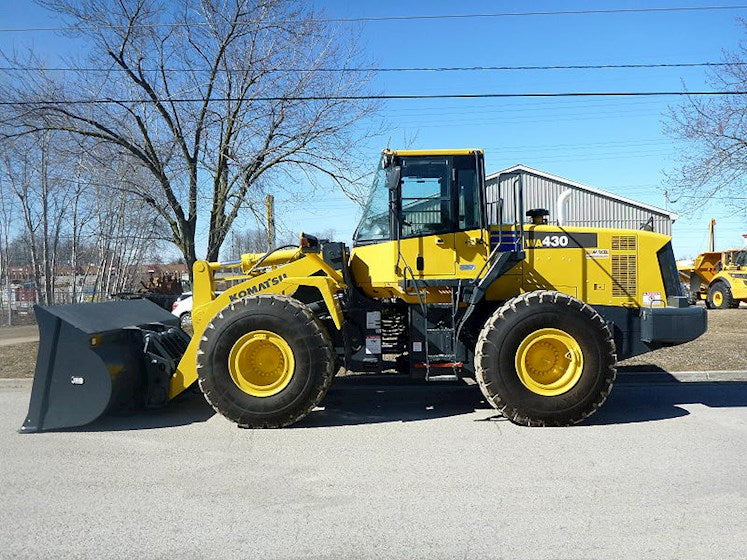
[
  {"xmin": 353, "ymin": 149, "xmax": 487, "ymax": 246},
  {"xmin": 726, "ymin": 249, "xmax": 747, "ymax": 268}
]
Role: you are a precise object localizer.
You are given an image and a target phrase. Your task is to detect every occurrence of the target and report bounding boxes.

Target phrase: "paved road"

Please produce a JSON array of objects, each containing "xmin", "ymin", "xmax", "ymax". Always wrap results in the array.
[{"xmin": 1, "ymin": 378, "xmax": 745, "ymax": 559}]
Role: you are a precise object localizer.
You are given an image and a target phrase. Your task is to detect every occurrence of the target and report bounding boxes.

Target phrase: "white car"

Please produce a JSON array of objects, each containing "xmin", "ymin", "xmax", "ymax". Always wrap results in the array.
[{"xmin": 171, "ymin": 292, "xmax": 192, "ymax": 329}]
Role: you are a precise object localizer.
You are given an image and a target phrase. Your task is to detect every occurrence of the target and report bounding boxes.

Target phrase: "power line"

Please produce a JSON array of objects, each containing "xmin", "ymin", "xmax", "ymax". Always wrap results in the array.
[
  {"xmin": 1, "ymin": 4, "xmax": 746, "ymax": 32},
  {"xmin": 1, "ymin": 62, "xmax": 744, "ymax": 73},
  {"xmin": 392, "ymin": 96, "xmax": 669, "ymax": 113},
  {"xmin": 3, "ymin": 91, "xmax": 747, "ymax": 106}
]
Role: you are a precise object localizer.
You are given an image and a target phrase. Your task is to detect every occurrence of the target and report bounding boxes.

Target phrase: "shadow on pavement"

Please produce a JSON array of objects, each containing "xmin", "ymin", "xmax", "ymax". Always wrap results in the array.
[
  {"xmin": 583, "ymin": 381, "xmax": 747, "ymax": 425},
  {"xmin": 69, "ymin": 390, "xmax": 216, "ymax": 432},
  {"xmin": 296, "ymin": 377, "xmax": 494, "ymax": 428},
  {"xmin": 299, "ymin": 377, "xmax": 747, "ymax": 428},
  {"xmin": 54, "ymin": 376, "xmax": 747, "ymax": 431}
]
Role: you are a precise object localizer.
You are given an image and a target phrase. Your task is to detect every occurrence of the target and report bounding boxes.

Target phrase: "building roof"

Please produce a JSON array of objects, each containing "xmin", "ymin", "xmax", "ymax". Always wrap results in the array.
[{"xmin": 486, "ymin": 164, "xmax": 679, "ymax": 221}]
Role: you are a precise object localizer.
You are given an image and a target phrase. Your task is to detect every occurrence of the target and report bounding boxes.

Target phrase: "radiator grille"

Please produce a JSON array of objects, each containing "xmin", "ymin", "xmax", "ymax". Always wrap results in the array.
[
  {"xmin": 611, "ymin": 254, "xmax": 637, "ymax": 297},
  {"xmin": 611, "ymin": 235, "xmax": 637, "ymax": 251}
]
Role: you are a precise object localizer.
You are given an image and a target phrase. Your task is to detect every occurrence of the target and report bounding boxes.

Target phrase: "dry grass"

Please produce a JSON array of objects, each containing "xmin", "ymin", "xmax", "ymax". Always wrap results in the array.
[
  {"xmin": 0, "ymin": 342, "xmax": 39, "ymax": 378},
  {"xmin": 0, "ymin": 324, "xmax": 37, "ymax": 341},
  {"xmin": 619, "ymin": 307, "xmax": 746, "ymax": 372},
  {"xmin": 0, "ymin": 306, "xmax": 744, "ymax": 378}
]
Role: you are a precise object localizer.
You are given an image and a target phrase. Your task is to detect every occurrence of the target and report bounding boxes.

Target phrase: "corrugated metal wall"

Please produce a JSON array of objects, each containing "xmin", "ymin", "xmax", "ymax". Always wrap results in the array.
[{"xmin": 485, "ymin": 170, "xmax": 672, "ymax": 235}]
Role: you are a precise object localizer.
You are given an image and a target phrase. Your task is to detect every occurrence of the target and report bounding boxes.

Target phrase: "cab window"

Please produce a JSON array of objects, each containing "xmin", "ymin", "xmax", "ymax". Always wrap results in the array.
[
  {"xmin": 732, "ymin": 251, "xmax": 747, "ymax": 267},
  {"xmin": 354, "ymin": 160, "xmax": 392, "ymax": 244},
  {"xmin": 399, "ymin": 157, "xmax": 451, "ymax": 238},
  {"xmin": 454, "ymin": 155, "xmax": 480, "ymax": 230}
]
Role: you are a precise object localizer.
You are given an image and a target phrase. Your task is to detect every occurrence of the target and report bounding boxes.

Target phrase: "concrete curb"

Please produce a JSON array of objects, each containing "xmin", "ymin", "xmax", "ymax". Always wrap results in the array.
[
  {"xmin": 1, "ymin": 370, "xmax": 746, "ymax": 390},
  {"xmin": 0, "ymin": 378, "xmax": 32, "ymax": 389}
]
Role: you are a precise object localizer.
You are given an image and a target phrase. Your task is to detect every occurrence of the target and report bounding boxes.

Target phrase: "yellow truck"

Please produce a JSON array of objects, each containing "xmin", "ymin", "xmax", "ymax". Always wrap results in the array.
[{"xmin": 679, "ymin": 249, "xmax": 747, "ymax": 309}]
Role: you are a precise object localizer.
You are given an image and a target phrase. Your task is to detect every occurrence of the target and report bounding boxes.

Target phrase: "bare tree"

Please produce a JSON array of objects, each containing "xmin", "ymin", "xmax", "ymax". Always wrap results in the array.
[
  {"xmin": 664, "ymin": 28, "xmax": 747, "ymax": 217},
  {"xmin": 1, "ymin": 133, "xmax": 74, "ymax": 304},
  {"xmin": 78, "ymin": 154, "xmax": 166, "ymax": 300},
  {"xmin": 2, "ymin": 138, "xmax": 44, "ymax": 304},
  {"xmin": 0, "ymin": 131, "xmax": 167, "ymax": 304},
  {"xmin": 0, "ymin": 162, "xmax": 15, "ymax": 324},
  {"xmin": 2, "ymin": 0, "xmax": 375, "ymax": 278}
]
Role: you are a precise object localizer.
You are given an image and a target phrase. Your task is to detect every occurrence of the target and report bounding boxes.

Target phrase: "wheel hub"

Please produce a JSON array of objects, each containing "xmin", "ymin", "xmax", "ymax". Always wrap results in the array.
[
  {"xmin": 228, "ymin": 330, "xmax": 295, "ymax": 397},
  {"xmin": 515, "ymin": 328, "xmax": 584, "ymax": 396},
  {"xmin": 713, "ymin": 291, "xmax": 723, "ymax": 307}
]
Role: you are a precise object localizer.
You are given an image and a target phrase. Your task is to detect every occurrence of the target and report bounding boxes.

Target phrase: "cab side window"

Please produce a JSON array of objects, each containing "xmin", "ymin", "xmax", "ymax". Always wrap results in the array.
[
  {"xmin": 400, "ymin": 158, "xmax": 452, "ymax": 238},
  {"xmin": 454, "ymin": 156, "xmax": 480, "ymax": 231}
]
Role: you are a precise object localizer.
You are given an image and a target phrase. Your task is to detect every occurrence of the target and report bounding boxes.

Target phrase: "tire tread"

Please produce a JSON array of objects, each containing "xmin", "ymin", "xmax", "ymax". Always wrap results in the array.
[
  {"xmin": 474, "ymin": 290, "xmax": 617, "ymax": 427},
  {"xmin": 197, "ymin": 294, "xmax": 335, "ymax": 428}
]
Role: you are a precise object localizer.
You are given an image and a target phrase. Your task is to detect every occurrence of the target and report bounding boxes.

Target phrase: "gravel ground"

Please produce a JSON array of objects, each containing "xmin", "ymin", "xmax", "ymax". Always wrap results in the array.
[{"xmin": 0, "ymin": 306, "xmax": 744, "ymax": 379}]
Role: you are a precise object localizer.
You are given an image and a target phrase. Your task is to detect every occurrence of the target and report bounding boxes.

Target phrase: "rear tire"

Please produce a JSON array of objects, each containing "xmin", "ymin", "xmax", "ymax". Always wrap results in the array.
[
  {"xmin": 707, "ymin": 282, "xmax": 734, "ymax": 309},
  {"xmin": 197, "ymin": 295, "xmax": 335, "ymax": 428},
  {"xmin": 475, "ymin": 291, "xmax": 616, "ymax": 426}
]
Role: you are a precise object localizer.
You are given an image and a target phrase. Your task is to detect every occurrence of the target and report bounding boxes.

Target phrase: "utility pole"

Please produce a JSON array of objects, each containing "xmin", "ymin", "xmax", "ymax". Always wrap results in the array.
[
  {"xmin": 708, "ymin": 218, "xmax": 716, "ymax": 252},
  {"xmin": 265, "ymin": 194, "xmax": 276, "ymax": 250}
]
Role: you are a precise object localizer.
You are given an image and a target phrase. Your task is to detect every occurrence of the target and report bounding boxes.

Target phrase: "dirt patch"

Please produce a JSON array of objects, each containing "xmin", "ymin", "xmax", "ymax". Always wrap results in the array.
[
  {"xmin": 618, "ymin": 307, "xmax": 746, "ymax": 372},
  {"xmin": 0, "ymin": 342, "xmax": 39, "ymax": 378}
]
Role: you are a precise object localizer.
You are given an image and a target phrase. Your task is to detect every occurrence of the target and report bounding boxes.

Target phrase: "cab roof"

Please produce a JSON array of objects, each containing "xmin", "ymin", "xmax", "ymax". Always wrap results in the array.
[{"xmin": 384, "ymin": 148, "xmax": 484, "ymax": 157}]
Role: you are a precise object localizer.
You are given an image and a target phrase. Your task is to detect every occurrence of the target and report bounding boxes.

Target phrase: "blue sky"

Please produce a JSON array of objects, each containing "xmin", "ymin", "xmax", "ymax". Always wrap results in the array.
[{"xmin": 3, "ymin": 0, "xmax": 747, "ymax": 258}]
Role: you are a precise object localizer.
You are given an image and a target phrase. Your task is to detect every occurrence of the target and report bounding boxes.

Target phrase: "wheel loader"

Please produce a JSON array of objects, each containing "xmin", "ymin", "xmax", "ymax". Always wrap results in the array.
[{"xmin": 20, "ymin": 149, "xmax": 707, "ymax": 432}]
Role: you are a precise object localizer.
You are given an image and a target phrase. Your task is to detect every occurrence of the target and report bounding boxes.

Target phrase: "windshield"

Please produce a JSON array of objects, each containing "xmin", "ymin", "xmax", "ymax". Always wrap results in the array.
[{"xmin": 353, "ymin": 159, "xmax": 391, "ymax": 244}]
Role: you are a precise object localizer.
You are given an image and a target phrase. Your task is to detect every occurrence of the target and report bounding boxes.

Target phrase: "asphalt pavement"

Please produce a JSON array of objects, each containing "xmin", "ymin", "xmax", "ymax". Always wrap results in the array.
[{"xmin": 1, "ymin": 377, "xmax": 745, "ymax": 559}]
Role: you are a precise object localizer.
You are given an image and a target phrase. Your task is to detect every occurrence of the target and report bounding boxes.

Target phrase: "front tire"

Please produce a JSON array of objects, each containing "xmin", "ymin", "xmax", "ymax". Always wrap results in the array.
[
  {"xmin": 707, "ymin": 282, "xmax": 735, "ymax": 309},
  {"xmin": 475, "ymin": 291, "xmax": 616, "ymax": 426},
  {"xmin": 197, "ymin": 295, "xmax": 335, "ymax": 428}
]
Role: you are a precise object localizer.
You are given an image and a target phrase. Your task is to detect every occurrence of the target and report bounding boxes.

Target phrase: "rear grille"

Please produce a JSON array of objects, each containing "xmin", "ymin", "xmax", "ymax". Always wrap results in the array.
[
  {"xmin": 611, "ymin": 254, "xmax": 637, "ymax": 297},
  {"xmin": 612, "ymin": 235, "xmax": 637, "ymax": 251}
]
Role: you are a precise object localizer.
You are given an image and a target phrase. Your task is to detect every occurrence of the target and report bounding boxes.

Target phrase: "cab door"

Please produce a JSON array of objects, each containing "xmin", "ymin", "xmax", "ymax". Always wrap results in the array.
[
  {"xmin": 454, "ymin": 155, "xmax": 489, "ymax": 275},
  {"xmin": 397, "ymin": 156, "xmax": 456, "ymax": 277}
]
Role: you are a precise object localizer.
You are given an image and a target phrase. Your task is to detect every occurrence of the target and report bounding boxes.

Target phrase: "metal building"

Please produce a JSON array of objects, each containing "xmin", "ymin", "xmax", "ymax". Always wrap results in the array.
[{"xmin": 486, "ymin": 164, "xmax": 677, "ymax": 235}]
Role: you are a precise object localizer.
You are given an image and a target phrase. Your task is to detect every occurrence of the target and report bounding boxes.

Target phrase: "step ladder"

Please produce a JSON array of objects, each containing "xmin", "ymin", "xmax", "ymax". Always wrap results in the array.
[{"xmin": 415, "ymin": 302, "xmax": 461, "ymax": 382}]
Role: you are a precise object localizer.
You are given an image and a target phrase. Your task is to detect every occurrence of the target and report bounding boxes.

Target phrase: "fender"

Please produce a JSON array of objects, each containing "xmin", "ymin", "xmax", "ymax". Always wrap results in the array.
[
  {"xmin": 708, "ymin": 275, "xmax": 732, "ymax": 289},
  {"xmin": 168, "ymin": 253, "xmax": 345, "ymax": 398}
]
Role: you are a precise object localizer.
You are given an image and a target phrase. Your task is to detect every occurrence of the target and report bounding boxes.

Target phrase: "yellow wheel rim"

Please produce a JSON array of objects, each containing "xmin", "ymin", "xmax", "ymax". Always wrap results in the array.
[
  {"xmin": 515, "ymin": 328, "xmax": 584, "ymax": 396},
  {"xmin": 713, "ymin": 291, "xmax": 723, "ymax": 307},
  {"xmin": 228, "ymin": 330, "xmax": 295, "ymax": 397}
]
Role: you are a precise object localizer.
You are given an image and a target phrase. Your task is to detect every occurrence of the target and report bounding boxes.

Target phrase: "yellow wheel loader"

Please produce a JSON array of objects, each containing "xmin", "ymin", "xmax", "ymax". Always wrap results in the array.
[
  {"xmin": 678, "ymin": 249, "xmax": 747, "ymax": 309},
  {"xmin": 21, "ymin": 149, "xmax": 707, "ymax": 432}
]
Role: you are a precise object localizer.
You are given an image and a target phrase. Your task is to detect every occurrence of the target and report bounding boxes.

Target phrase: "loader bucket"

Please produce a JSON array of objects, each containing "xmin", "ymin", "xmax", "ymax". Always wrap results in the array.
[{"xmin": 20, "ymin": 299, "xmax": 190, "ymax": 433}]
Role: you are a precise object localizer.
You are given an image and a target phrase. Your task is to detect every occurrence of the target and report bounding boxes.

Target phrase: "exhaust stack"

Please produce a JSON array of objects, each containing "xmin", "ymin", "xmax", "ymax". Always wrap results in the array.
[{"xmin": 556, "ymin": 189, "xmax": 573, "ymax": 226}]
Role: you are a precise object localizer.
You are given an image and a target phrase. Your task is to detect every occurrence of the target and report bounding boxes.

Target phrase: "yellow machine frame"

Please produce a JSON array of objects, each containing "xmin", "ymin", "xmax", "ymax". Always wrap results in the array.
[
  {"xmin": 168, "ymin": 223, "xmax": 675, "ymax": 399},
  {"xmin": 350, "ymin": 225, "xmax": 673, "ymax": 308},
  {"xmin": 169, "ymin": 250, "xmax": 347, "ymax": 397}
]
